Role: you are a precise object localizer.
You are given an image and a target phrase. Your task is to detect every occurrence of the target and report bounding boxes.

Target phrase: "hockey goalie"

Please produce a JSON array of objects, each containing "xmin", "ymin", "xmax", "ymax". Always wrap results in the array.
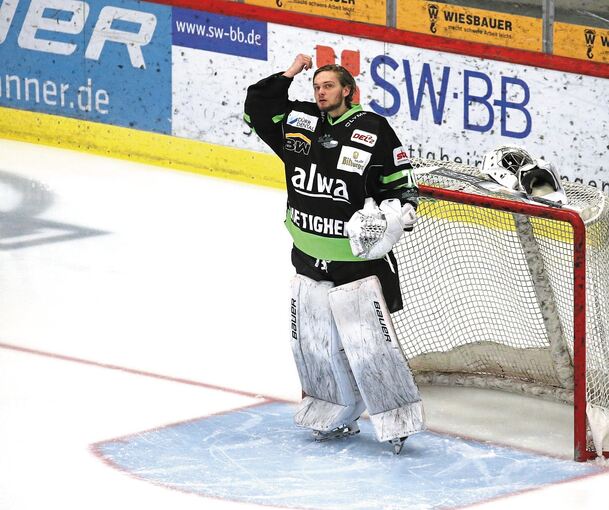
[{"xmin": 245, "ymin": 54, "xmax": 425, "ymax": 455}]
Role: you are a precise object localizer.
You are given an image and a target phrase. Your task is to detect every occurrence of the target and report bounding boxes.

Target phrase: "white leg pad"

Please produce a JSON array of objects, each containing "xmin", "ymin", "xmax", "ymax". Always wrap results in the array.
[
  {"xmin": 368, "ymin": 404, "xmax": 425, "ymax": 443},
  {"xmin": 328, "ymin": 276, "xmax": 425, "ymax": 442},
  {"xmin": 290, "ymin": 275, "xmax": 365, "ymax": 431}
]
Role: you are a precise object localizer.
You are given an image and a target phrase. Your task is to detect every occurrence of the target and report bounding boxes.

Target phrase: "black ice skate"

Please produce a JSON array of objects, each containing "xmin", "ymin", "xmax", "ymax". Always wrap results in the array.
[
  {"xmin": 390, "ymin": 436, "xmax": 408, "ymax": 455},
  {"xmin": 312, "ymin": 422, "xmax": 360, "ymax": 442}
]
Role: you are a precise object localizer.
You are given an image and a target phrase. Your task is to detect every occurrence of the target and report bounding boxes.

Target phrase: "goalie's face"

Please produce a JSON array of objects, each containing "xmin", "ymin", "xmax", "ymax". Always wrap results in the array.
[{"xmin": 313, "ymin": 71, "xmax": 350, "ymax": 117}]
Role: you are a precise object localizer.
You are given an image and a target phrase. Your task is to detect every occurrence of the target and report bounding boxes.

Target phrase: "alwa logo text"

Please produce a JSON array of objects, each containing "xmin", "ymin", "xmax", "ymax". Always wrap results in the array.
[{"xmin": 291, "ymin": 164, "xmax": 350, "ymax": 203}]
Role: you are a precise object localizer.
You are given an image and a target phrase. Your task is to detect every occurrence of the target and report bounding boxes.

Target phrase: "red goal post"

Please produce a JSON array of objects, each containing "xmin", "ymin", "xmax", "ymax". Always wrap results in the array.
[{"xmin": 391, "ymin": 160, "xmax": 609, "ymax": 462}]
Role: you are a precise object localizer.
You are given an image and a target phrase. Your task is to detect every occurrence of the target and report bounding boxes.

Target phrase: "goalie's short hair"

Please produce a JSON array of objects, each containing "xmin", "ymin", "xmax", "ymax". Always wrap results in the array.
[{"xmin": 314, "ymin": 64, "xmax": 357, "ymax": 107}]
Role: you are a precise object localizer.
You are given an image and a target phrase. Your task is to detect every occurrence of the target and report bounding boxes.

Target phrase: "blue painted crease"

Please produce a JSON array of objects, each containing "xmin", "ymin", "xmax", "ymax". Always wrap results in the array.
[{"xmin": 97, "ymin": 402, "xmax": 601, "ymax": 510}]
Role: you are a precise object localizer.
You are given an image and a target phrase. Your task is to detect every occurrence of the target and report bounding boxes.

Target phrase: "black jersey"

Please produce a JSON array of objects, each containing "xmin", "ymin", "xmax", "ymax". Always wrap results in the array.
[{"xmin": 245, "ymin": 73, "xmax": 417, "ymax": 262}]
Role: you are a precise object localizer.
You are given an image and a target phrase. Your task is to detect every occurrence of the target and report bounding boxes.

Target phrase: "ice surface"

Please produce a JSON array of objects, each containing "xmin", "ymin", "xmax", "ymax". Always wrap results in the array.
[{"xmin": 0, "ymin": 139, "xmax": 607, "ymax": 510}]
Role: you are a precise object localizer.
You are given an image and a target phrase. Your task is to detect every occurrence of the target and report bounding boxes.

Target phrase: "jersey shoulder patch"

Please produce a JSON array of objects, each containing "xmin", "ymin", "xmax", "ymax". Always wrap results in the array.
[{"xmin": 286, "ymin": 110, "xmax": 319, "ymax": 132}]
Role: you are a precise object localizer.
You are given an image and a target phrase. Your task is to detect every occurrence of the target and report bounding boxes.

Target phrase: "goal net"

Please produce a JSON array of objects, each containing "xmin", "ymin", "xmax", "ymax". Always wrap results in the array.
[{"xmin": 391, "ymin": 158, "xmax": 609, "ymax": 461}]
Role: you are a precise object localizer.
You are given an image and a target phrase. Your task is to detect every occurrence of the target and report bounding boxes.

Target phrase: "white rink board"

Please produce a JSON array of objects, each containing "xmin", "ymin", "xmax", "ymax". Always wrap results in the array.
[{"xmin": 172, "ymin": 19, "xmax": 609, "ymax": 188}]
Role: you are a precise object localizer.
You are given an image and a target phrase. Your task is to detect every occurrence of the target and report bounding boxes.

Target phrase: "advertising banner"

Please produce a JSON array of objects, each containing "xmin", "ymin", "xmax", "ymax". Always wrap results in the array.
[
  {"xmin": 172, "ymin": 16, "xmax": 608, "ymax": 189},
  {"xmin": 0, "ymin": 0, "xmax": 172, "ymax": 133},
  {"xmin": 397, "ymin": 0, "xmax": 542, "ymax": 52},
  {"xmin": 554, "ymin": 22, "xmax": 609, "ymax": 64},
  {"xmin": 244, "ymin": 0, "xmax": 386, "ymax": 26},
  {"xmin": 173, "ymin": 8, "xmax": 268, "ymax": 60}
]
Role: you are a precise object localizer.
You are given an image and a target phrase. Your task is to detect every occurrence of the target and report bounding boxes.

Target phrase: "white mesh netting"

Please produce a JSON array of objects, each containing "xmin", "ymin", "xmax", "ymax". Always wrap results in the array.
[{"xmin": 391, "ymin": 158, "xmax": 609, "ymax": 456}]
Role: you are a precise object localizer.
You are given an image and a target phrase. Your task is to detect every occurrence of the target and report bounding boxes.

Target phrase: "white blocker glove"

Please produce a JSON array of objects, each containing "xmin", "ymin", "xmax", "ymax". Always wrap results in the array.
[{"xmin": 346, "ymin": 198, "xmax": 417, "ymax": 260}]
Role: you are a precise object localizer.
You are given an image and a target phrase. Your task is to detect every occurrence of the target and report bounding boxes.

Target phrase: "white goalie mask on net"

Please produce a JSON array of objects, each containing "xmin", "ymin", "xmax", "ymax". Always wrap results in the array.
[
  {"xmin": 481, "ymin": 145, "xmax": 535, "ymax": 190},
  {"xmin": 482, "ymin": 146, "xmax": 568, "ymax": 205}
]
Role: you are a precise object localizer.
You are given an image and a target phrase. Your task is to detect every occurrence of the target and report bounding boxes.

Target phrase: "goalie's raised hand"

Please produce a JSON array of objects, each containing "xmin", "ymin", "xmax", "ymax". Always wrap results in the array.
[{"xmin": 283, "ymin": 54, "xmax": 313, "ymax": 79}]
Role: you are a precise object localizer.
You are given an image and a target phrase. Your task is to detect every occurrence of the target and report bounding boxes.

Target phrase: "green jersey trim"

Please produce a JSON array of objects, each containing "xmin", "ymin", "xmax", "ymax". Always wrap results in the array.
[
  {"xmin": 381, "ymin": 169, "xmax": 410, "ymax": 184},
  {"xmin": 285, "ymin": 214, "xmax": 364, "ymax": 262},
  {"xmin": 327, "ymin": 104, "xmax": 363, "ymax": 126},
  {"xmin": 272, "ymin": 113, "xmax": 286, "ymax": 123}
]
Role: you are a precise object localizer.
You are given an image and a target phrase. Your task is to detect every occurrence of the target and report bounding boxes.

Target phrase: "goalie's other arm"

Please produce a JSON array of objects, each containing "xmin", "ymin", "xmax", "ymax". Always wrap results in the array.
[
  {"xmin": 369, "ymin": 119, "xmax": 419, "ymax": 210},
  {"xmin": 347, "ymin": 127, "xmax": 419, "ymax": 260}
]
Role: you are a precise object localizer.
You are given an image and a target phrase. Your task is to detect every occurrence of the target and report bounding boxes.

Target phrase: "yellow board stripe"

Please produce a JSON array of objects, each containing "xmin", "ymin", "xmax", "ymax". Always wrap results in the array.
[
  {"xmin": 0, "ymin": 107, "xmax": 285, "ymax": 190},
  {"xmin": 420, "ymin": 199, "xmax": 574, "ymax": 244}
]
